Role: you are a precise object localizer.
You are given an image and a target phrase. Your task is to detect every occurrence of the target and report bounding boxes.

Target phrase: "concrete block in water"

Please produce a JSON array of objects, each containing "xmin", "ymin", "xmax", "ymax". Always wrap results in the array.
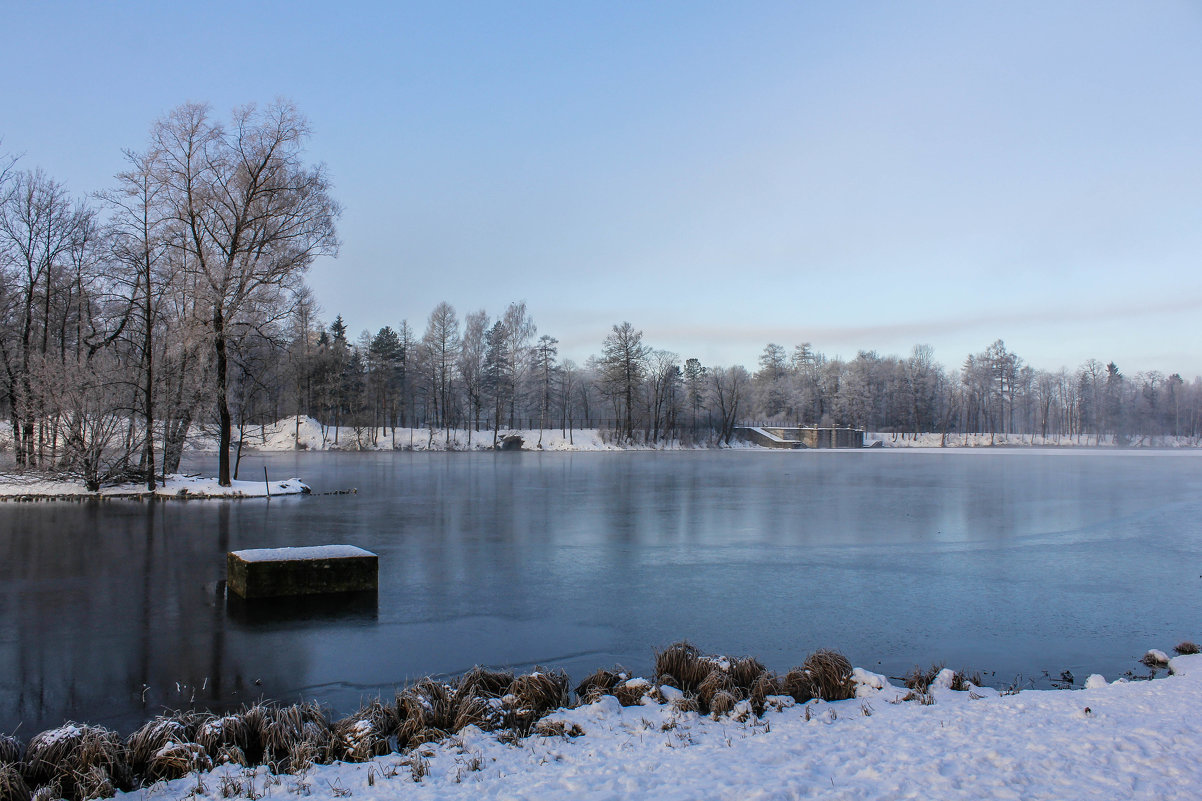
[{"xmin": 227, "ymin": 545, "xmax": 378, "ymax": 599}]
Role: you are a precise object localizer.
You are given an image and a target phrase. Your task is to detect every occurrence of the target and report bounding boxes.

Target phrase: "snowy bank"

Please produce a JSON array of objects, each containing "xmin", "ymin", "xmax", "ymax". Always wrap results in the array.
[
  {"xmin": 187, "ymin": 417, "xmax": 698, "ymax": 452},
  {"xmin": 868, "ymin": 431, "xmax": 1201, "ymax": 448},
  {"xmin": 0, "ymin": 472, "xmax": 308, "ymax": 500},
  {"xmin": 191, "ymin": 419, "xmax": 1201, "ymax": 452},
  {"xmin": 1, "ymin": 652, "xmax": 1184, "ymax": 801},
  {"xmin": 100, "ymin": 654, "xmax": 1201, "ymax": 801}
]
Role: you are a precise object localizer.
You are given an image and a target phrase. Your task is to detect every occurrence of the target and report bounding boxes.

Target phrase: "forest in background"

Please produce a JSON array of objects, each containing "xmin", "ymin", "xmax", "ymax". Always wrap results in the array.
[{"xmin": 3, "ymin": 103, "xmax": 1202, "ymax": 490}]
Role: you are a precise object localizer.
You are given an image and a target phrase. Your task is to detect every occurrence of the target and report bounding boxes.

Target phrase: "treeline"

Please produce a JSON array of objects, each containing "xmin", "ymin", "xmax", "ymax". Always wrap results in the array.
[
  {"xmin": 4, "ymin": 103, "xmax": 1202, "ymax": 492},
  {"xmin": 271, "ymin": 310, "xmax": 1202, "ymax": 451},
  {"xmin": 0, "ymin": 101, "xmax": 337, "ymax": 489}
]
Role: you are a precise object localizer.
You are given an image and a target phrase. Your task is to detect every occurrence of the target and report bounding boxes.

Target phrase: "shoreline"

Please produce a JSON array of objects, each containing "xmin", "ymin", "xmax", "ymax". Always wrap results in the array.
[
  {"xmin": 0, "ymin": 473, "xmax": 309, "ymax": 501},
  {"xmin": 2, "ymin": 643, "xmax": 1197, "ymax": 801}
]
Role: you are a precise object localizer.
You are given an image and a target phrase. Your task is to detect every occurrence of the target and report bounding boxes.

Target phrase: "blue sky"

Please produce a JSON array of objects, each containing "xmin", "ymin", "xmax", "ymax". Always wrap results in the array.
[{"xmin": 4, "ymin": 1, "xmax": 1201, "ymax": 376}]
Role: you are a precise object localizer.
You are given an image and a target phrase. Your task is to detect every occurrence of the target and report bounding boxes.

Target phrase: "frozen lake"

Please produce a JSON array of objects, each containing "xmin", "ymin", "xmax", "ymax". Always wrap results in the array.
[{"xmin": 2, "ymin": 448, "xmax": 1201, "ymax": 734}]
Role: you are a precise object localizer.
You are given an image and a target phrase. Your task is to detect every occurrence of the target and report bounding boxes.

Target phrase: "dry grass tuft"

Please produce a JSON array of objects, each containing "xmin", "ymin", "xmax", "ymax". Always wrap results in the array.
[
  {"xmin": 727, "ymin": 657, "xmax": 766, "ymax": 690},
  {"xmin": 29, "ymin": 777, "xmax": 61, "ymax": 801},
  {"xmin": 801, "ymin": 650, "xmax": 854, "ymax": 701},
  {"xmin": 654, "ymin": 643, "xmax": 713, "ymax": 694},
  {"xmin": 143, "ymin": 742, "xmax": 211, "ymax": 783},
  {"xmin": 613, "ymin": 680, "xmax": 651, "ymax": 707},
  {"xmin": 506, "ymin": 671, "xmax": 570, "ymax": 733},
  {"xmin": 696, "ymin": 670, "xmax": 737, "ymax": 713},
  {"xmin": 904, "ymin": 664, "xmax": 943, "ymax": 692},
  {"xmin": 782, "ymin": 668, "xmax": 816, "ymax": 703},
  {"xmin": 1141, "ymin": 651, "xmax": 1170, "ymax": 669},
  {"xmin": 195, "ymin": 714, "xmax": 252, "ymax": 760},
  {"xmin": 670, "ymin": 696, "xmax": 700, "ymax": 714},
  {"xmin": 397, "ymin": 680, "xmax": 459, "ymax": 747},
  {"xmin": 0, "ymin": 735, "xmax": 23, "ymax": 766},
  {"xmin": 0, "ymin": 762, "xmax": 32, "ymax": 801},
  {"xmin": 126, "ymin": 716, "xmax": 192, "ymax": 779},
  {"xmin": 331, "ymin": 700, "xmax": 397, "ymax": 762},
  {"xmin": 74, "ymin": 765, "xmax": 115, "ymax": 801},
  {"xmin": 457, "ymin": 667, "xmax": 514, "ymax": 700},
  {"xmin": 256, "ymin": 704, "xmax": 331, "ymax": 771},
  {"xmin": 749, "ymin": 673, "xmax": 784, "ymax": 716},
  {"xmin": 950, "ymin": 670, "xmax": 983, "ymax": 692},
  {"xmin": 532, "ymin": 720, "xmax": 583, "ymax": 738},
  {"xmin": 24, "ymin": 723, "xmax": 129, "ymax": 800},
  {"xmin": 573, "ymin": 669, "xmax": 623, "ymax": 704},
  {"xmin": 708, "ymin": 690, "xmax": 738, "ymax": 718},
  {"xmin": 213, "ymin": 745, "xmax": 247, "ymax": 767},
  {"xmin": 452, "ymin": 695, "xmax": 504, "ymax": 733},
  {"xmin": 1174, "ymin": 641, "xmax": 1200, "ymax": 656}
]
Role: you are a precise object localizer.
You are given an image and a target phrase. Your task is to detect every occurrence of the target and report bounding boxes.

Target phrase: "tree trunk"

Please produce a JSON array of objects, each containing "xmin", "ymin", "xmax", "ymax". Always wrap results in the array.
[{"xmin": 214, "ymin": 307, "xmax": 232, "ymax": 485}]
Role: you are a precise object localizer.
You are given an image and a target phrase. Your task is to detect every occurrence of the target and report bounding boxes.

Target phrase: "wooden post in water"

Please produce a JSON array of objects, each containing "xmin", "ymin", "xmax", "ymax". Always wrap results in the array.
[{"xmin": 264, "ymin": 466, "xmax": 270, "ymax": 497}]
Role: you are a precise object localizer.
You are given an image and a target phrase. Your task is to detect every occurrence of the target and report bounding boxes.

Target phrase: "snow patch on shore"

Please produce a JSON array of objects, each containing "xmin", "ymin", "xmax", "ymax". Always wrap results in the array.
[
  {"xmin": 118, "ymin": 655, "xmax": 1202, "ymax": 801},
  {"xmin": 0, "ymin": 472, "xmax": 308, "ymax": 499}
]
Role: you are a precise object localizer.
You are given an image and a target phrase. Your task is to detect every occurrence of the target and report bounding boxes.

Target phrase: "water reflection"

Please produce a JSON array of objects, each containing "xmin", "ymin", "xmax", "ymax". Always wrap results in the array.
[{"xmin": 1, "ymin": 449, "xmax": 1201, "ymax": 735}]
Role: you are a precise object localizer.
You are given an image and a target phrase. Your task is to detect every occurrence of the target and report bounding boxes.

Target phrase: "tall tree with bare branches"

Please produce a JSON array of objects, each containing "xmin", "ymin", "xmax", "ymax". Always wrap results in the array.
[{"xmin": 150, "ymin": 101, "xmax": 339, "ymax": 484}]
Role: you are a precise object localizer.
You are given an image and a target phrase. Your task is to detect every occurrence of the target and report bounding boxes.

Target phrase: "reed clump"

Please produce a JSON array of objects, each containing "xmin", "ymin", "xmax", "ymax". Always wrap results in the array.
[
  {"xmin": 783, "ymin": 650, "xmax": 855, "ymax": 702},
  {"xmin": 0, "ymin": 761, "xmax": 32, "ymax": 801},
  {"xmin": 23, "ymin": 723, "xmax": 129, "ymax": 801},
  {"xmin": 507, "ymin": 670, "xmax": 571, "ymax": 734},
  {"xmin": 330, "ymin": 700, "xmax": 397, "ymax": 763},
  {"xmin": 0, "ymin": 735, "xmax": 23, "ymax": 766},
  {"xmin": 574, "ymin": 668, "xmax": 623, "ymax": 704},
  {"xmin": 5, "ymin": 640, "xmax": 1070, "ymax": 797}
]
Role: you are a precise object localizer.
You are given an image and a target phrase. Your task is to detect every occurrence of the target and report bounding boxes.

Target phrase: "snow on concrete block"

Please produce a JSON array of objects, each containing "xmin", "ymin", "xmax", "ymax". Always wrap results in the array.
[{"xmin": 226, "ymin": 545, "xmax": 378, "ymax": 599}]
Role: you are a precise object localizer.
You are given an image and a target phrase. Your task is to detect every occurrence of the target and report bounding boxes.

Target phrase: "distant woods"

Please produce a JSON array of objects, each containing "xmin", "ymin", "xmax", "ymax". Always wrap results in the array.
[
  {"xmin": 278, "ymin": 313, "xmax": 1202, "ymax": 450},
  {"xmin": 0, "ymin": 101, "xmax": 338, "ymax": 489},
  {"xmin": 2, "ymin": 105, "xmax": 1201, "ymax": 491}
]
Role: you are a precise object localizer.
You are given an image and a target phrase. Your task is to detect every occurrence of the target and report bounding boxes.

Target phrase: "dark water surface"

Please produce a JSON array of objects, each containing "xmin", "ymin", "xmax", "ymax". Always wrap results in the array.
[{"xmin": 3, "ymin": 449, "xmax": 1201, "ymax": 734}]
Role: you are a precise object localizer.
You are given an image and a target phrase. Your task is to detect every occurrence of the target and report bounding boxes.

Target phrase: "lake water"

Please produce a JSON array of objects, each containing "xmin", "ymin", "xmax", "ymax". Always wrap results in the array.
[{"xmin": 2, "ymin": 449, "xmax": 1201, "ymax": 734}]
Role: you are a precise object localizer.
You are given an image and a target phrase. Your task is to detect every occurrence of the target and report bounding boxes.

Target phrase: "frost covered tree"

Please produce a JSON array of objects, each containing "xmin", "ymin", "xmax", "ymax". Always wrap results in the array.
[
  {"xmin": 149, "ymin": 101, "xmax": 339, "ymax": 484},
  {"xmin": 482, "ymin": 319, "xmax": 511, "ymax": 446},
  {"xmin": 600, "ymin": 321, "xmax": 649, "ymax": 442},
  {"xmin": 458, "ymin": 309, "xmax": 489, "ymax": 443},
  {"xmin": 532, "ymin": 334, "xmax": 558, "ymax": 447},
  {"xmin": 501, "ymin": 301, "xmax": 536, "ymax": 428}
]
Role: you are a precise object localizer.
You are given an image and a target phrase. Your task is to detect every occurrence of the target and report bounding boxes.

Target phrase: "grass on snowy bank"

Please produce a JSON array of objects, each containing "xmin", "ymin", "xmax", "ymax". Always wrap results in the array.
[{"xmin": 1, "ymin": 641, "xmax": 1196, "ymax": 801}]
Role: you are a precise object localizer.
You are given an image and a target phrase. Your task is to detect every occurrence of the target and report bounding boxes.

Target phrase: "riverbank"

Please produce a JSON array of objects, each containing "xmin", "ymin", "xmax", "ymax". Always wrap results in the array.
[
  {"xmin": 214, "ymin": 419, "xmax": 1200, "ymax": 452},
  {"xmin": 0, "ymin": 472, "xmax": 308, "ymax": 501},
  {"xmin": 4, "ymin": 647, "xmax": 1197, "ymax": 801}
]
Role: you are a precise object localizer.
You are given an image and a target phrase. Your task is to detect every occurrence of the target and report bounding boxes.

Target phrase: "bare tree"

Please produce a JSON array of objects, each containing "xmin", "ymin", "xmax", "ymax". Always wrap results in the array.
[
  {"xmin": 709, "ymin": 365, "xmax": 749, "ymax": 445},
  {"xmin": 502, "ymin": 301, "xmax": 536, "ymax": 428},
  {"xmin": 532, "ymin": 334, "xmax": 558, "ymax": 447},
  {"xmin": 600, "ymin": 321, "xmax": 649, "ymax": 442},
  {"xmin": 151, "ymin": 101, "xmax": 339, "ymax": 484},
  {"xmin": 101, "ymin": 147, "xmax": 176, "ymax": 489},
  {"xmin": 458, "ymin": 309, "xmax": 488, "ymax": 445}
]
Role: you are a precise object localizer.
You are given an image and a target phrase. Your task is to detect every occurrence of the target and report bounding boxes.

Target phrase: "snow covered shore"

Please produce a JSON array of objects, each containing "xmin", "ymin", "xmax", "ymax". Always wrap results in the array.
[
  {"xmin": 0, "ymin": 473, "xmax": 308, "ymax": 500},
  {"xmin": 867, "ymin": 431, "xmax": 1201, "ymax": 448},
  {"xmin": 120, "ymin": 655, "xmax": 1202, "ymax": 801},
  {"xmin": 208, "ymin": 419, "xmax": 1200, "ymax": 452}
]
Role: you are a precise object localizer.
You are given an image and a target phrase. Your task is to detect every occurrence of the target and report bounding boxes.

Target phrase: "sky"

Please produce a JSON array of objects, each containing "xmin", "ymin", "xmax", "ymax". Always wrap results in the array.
[{"xmin": 3, "ymin": 0, "xmax": 1201, "ymax": 377}]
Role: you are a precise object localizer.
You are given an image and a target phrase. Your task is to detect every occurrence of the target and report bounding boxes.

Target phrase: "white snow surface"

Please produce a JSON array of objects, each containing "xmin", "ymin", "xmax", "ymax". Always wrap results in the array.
[
  {"xmin": 118, "ymin": 655, "xmax": 1202, "ymax": 801},
  {"xmin": 0, "ymin": 472, "xmax": 308, "ymax": 499},
  {"xmin": 231, "ymin": 545, "xmax": 375, "ymax": 562},
  {"xmin": 866, "ymin": 431, "xmax": 1201, "ymax": 448}
]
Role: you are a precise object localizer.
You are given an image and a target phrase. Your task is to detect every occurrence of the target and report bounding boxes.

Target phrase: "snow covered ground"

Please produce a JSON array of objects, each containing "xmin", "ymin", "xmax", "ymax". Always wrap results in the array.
[
  {"xmin": 0, "ymin": 472, "xmax": 308, "ymax": 499},
  {"xmin": 867, "ymin": 431, "xmax": 1200, "ymax": 448},
  {"xmin": 118, "ymin": 655, "xmax": 1202, "ymax": 801},
  {"xmin": 214, "ymin": 419, "xmax": 1200, "ymax": 452},
  {"xmin": 187, "ymin": 417, "xmax": 682, "ymax": 452}
]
